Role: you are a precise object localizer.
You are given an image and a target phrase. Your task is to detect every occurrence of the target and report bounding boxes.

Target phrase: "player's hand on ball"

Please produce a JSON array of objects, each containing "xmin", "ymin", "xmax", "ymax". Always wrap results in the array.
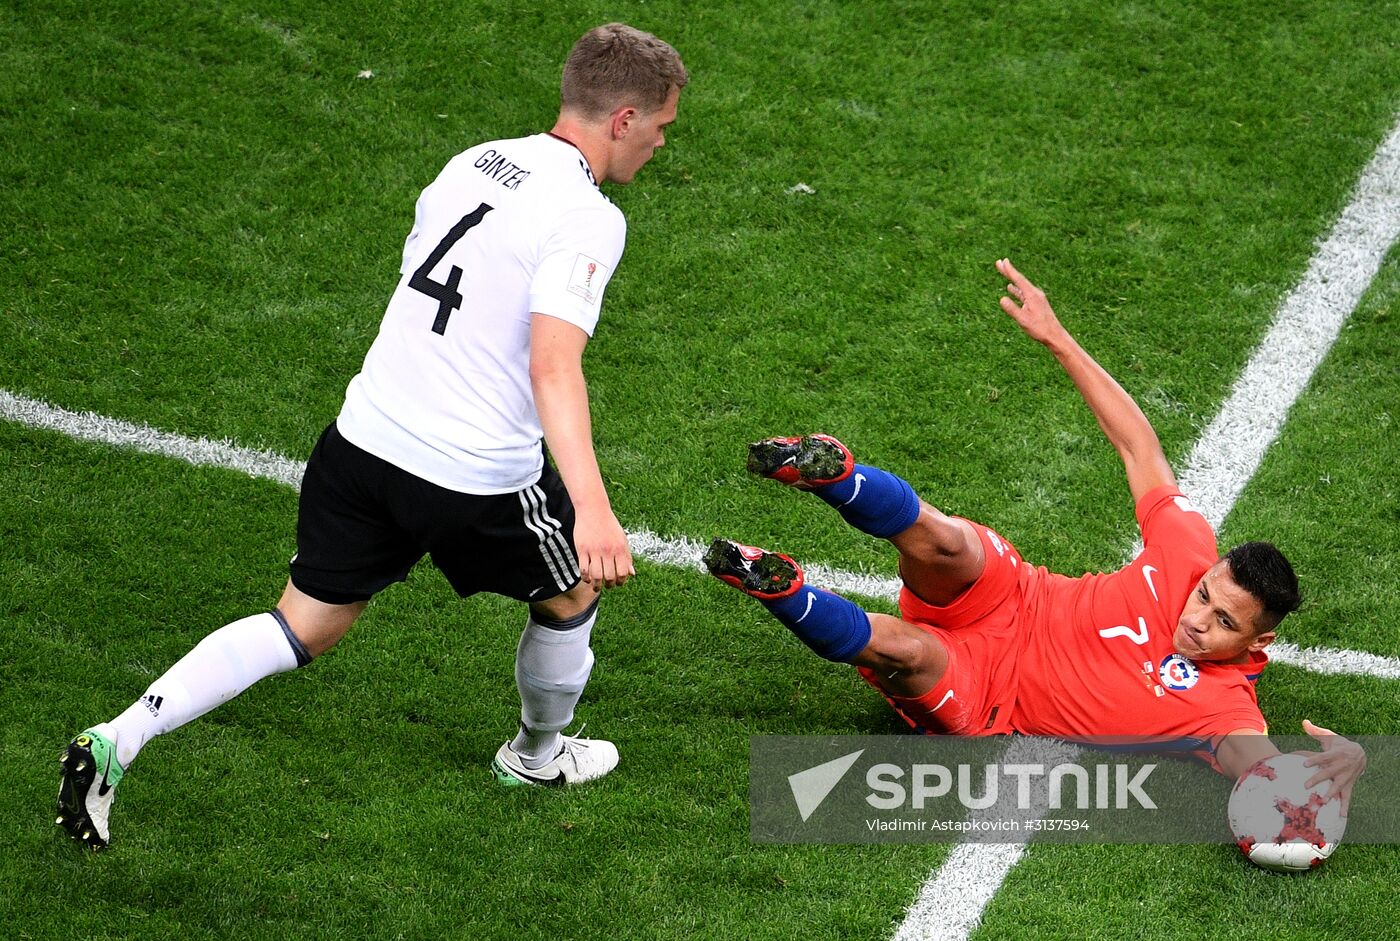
[
  {"xmin": 1229, "ymin": 753, "xmax": 1347, "ymax": 872},
  {"xmin": 1299, "ymin": 719, "xmax": 1366, "ymax": 816}
]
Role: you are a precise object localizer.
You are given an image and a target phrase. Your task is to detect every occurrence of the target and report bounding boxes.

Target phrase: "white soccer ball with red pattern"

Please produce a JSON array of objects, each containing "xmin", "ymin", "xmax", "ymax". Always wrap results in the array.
[{"xmin": 1227, "ymin": 753, "xmax": 1346, "ymax": 872}]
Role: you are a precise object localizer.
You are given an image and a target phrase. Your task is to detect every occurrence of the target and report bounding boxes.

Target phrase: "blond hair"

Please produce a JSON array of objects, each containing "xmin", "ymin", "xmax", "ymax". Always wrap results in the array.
[{"xmin": 560, "ymin": 23, "xmax": 688, "ymax": 120}]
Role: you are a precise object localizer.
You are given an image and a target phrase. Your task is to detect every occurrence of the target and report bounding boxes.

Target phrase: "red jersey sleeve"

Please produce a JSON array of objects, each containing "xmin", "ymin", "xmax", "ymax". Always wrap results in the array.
[
  {"xmin": 1135, "ymin": 485, "xmax": 1219, "ymax": 607},
  {"xmin": 1136, "ymin": 485, "xmax": 1217, "ymax": 555}
]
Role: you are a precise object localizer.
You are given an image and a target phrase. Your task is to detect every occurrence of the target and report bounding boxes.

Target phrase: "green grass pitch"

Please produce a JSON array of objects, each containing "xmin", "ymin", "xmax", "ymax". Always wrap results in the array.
[{"xmin": 2, "ymin": 2, "xmax": 1398, "ymax": 939}]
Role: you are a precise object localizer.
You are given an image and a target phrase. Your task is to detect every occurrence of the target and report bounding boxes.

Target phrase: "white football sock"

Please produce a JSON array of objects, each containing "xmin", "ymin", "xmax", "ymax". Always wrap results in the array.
[
  {"xmin": 511, "ymin": 602, "xmax": 597, "ymax": 768},
  {"xmin": 106, "ymin": 611, "xmax": 306, "ymax": 768}
]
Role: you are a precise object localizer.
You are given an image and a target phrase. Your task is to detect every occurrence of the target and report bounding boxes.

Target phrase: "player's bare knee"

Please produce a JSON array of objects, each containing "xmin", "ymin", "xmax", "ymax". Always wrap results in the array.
[
  {"xmin": 275, "ymin": 582, "xmax": 364, "ymax": 659},
  {"xmin": 895, "ymin": 508, "xmax": 977, "ymax": 566},
  {"xmin": 862, "ymin": 614, "xmax": 939, "ymax": 675},
  {"xmin": 530, "ymin": 580, "xmax": 597, "ymax": 623}
]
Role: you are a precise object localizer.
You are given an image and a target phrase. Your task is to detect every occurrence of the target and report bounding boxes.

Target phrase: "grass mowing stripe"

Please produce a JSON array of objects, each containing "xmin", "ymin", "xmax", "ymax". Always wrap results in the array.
[
  {"xmin": 1, "ymin": 383, "xmax": 1395, "ymax": 682},
  {"xmin": 895, "ymin": 112, "xmax": 1400, "ymax": 941}
]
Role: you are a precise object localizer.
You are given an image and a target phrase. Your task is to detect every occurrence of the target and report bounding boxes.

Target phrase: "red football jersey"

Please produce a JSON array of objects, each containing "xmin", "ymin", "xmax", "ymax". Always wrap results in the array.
[{"xmin": 1010, "ymin": 486, "xmax": 1268, "ymax": 765}]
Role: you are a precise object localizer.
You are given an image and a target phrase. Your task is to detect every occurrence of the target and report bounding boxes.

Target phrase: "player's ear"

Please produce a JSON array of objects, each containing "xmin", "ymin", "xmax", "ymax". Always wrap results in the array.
[
  {"xmin": 1247, "ymin": 630, "xmax": 1276, "ymax": 654},
  {"xmin": 609, "ymin": 104, "xmax": 637, "ymax": 140}
]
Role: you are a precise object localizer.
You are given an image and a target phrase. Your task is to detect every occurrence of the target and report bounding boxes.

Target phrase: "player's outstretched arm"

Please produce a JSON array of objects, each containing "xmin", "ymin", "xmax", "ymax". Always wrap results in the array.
[
  {"xmin": 1216, "ymin": 722, "xmax": 1367, "ymax": 815},
  {"xmin": 530, "ymin": 313, "xmax": 635, "ymax": 591},
  {"xmin": 995, "ymin": 258, "xmax": 1176, "ymax": 503}
]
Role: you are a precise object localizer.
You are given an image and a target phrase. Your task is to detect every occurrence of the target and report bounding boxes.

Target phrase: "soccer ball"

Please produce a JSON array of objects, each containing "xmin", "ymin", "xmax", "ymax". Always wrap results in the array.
[{"xmin": 1227, "ymin": 753, "xmax": 1346, "ymax": 872}]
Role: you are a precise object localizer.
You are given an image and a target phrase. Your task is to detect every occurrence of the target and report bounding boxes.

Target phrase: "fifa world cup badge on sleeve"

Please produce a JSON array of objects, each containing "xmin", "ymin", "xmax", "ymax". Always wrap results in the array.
[{"xmin": 567, "ymin": 254, "xmax": 609, "ymax": 304}]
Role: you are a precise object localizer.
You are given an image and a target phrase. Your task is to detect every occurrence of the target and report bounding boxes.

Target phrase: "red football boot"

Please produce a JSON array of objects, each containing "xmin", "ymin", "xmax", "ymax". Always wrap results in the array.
[
  {"xmin": 746, "ymin": 434, "xmax": 854, "ymax": 487},
  {"xmin": 703, "ymin": 538, "xmax": 804, "ymax": 600}
]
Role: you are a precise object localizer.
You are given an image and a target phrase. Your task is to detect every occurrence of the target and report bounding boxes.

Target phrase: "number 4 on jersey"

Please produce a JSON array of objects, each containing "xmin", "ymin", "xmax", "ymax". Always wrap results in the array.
[{"xmin": 408, "ymin": 202, "xmax": 494, "ymax": 335}]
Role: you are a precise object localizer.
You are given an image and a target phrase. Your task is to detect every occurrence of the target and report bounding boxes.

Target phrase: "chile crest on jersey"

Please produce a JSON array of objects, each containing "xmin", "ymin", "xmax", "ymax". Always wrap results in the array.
[{"xmin": 1158, "ymin": 653, "xmax": 1200, "ymax": 692}]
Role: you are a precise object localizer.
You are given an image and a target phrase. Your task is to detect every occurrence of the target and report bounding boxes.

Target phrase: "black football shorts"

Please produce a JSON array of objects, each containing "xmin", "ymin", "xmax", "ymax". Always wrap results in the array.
[{"xmin": 289, "ymin": 422, "xmax": 581, "ymax": 605}]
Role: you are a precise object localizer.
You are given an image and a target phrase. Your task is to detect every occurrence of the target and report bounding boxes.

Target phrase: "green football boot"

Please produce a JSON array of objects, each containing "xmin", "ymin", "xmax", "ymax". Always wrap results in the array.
[{"xmin": 56, "ymin": 728, "xmax": 125, "ymax": 850}]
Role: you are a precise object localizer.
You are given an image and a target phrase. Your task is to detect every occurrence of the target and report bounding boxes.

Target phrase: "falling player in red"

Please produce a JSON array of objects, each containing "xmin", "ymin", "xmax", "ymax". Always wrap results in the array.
[{"xmin": 705, "ymin": 258, "xmax": 1366, "ymax": 807}]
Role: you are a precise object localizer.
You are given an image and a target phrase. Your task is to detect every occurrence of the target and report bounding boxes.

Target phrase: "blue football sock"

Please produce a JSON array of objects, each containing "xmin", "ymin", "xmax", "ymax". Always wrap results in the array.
[
  {"xmin": 813, "ymin": 464, "xmax": 920, "ymax": 538},
  {"xmin": 761, "ymin": 586, "xmax": 872, "ymax": 663}
]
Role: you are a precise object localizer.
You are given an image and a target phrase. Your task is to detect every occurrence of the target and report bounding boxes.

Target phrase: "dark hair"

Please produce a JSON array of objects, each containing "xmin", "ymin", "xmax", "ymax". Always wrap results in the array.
[
  {"xmin": 560, "ymin": 23, "xmax": 688, "ymax": 120},
  {"xmin": 1224, "ymin": 542, "xmax": 1301, "ymax": 633}
]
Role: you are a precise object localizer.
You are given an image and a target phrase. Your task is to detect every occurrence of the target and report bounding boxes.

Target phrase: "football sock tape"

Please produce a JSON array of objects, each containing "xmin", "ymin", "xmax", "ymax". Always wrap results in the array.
[
  {"xmin": 762, "ymin": 586, "xmax": 873, "ymax": 663},
  {"xmin": 513, "ymin": 606, "xmax": 597, "ymax": 763},
  {"xmin": 271, "ymin": 608, "xmax": 313, "ymax": 666},
  {"xmin": 814, "ymin": 464, "xmax": 920, "ymax": 538}
]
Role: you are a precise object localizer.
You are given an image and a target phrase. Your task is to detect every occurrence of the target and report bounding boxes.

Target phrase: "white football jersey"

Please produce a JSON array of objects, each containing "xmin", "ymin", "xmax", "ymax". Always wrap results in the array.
[{"xmin": 337, "ymin": 134, "xmax": 625, "ymax": 494}]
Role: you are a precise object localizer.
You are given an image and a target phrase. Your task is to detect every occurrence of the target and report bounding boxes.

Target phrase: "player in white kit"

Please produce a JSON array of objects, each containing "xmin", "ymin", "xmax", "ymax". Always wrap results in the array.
[{"xmin": 56, "ymin": 23, "xmax": 687, "ymax": 849}]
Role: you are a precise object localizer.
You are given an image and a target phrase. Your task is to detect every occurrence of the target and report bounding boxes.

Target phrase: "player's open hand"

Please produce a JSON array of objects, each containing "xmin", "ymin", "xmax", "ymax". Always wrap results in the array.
[
  {"xmin": 996, "ymin": 258, "xmax": 1065, "ymax": 347},
  {"xmin": 1297, "ymin": 719, "xmax": 1366, "ymax": 816},
  {"xmin": 574, "ymin": 507, "xmax": 635, "ymax": 591}
]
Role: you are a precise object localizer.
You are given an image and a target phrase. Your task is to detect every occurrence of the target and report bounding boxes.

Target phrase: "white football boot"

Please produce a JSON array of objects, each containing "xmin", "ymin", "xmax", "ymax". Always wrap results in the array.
[{"xmin": 491, "ymin": 731, "xmax": 619, "ymax": 786}]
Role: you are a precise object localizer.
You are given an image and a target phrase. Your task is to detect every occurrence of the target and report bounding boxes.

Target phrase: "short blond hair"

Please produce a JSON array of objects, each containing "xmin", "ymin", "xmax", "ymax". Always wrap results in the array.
[{"xmin": 560, "ymin": 23, "xmax": 688, "ymax": 120}]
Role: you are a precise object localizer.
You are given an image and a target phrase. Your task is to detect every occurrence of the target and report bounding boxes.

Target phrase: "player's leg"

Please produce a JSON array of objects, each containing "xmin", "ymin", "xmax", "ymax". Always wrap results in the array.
[
  {"xmin": 57, "ymin": 422, "xmax": 410, "ymax": 849},
  {"xmin": 888, "ymin": 507, "xmax": 986, "ymax": 607},
  {"xmin": 706, "ymin": 538, "xmax": 998, "ymax": 734},
  {"xmin": 519, "ymin": 584, "xmax": 597, "ymax": 758},
  {"xmin": 422, "ymin": 463, "xmax": 617, "ymax": 786},
  {"xmin": 747, "ymin": 434, "xmax": 985, "ymax": 606},
  {"xmin": 702, "ymin": 539, "xmax": 950, "ymax": 698},
  {"xmin": 92, "ymin": 583, "xmax": 356, "ymax": 767},
  {"xmin": 57, "ymin": 584, "xmax": 358, "ymax": 850},
  {"xmin": 490, "ymin": 580, "xmax": 618, "ymax": 785}
]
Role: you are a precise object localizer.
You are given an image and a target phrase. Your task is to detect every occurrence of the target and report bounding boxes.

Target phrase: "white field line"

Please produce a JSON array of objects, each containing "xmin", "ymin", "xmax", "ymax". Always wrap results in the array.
[
  {"xmin": 4, "ymin": 386, "xmax": 1396, "ymax": 681},
  {"xmin": 0, "ymin": 390, "xmax": 306, "ymax": 490},
  {"xmin": 892, "ymin": 114, "xmax": 1400, "ymax": 941}
]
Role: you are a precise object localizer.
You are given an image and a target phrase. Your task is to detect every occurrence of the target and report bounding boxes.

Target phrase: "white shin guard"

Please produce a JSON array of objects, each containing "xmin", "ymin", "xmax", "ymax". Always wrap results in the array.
[{"xmin": 512, "ymin": 603, "xmax": 597, "ymax": 761}]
